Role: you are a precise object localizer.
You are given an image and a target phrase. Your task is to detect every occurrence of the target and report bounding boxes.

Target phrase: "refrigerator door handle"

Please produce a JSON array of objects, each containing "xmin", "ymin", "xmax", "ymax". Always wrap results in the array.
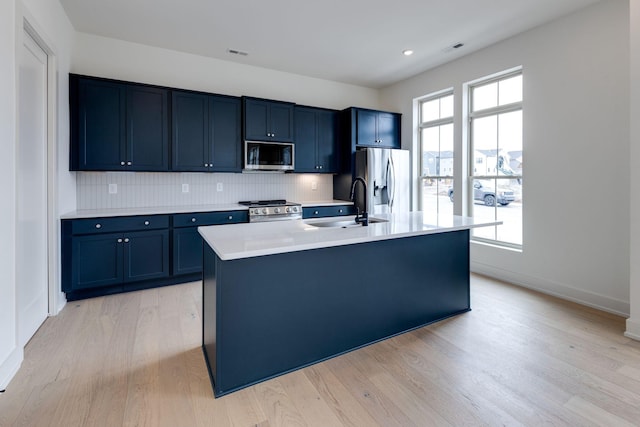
[{"xmin": 388, "ymin": 156, "xmax": 396, "ymax": 211}]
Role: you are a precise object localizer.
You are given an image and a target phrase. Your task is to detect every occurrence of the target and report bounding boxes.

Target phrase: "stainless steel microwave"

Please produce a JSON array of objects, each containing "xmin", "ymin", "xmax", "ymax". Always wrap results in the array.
[{"xmin": 244, "ymin": 141, "xmax": 294, "ymax": 171}]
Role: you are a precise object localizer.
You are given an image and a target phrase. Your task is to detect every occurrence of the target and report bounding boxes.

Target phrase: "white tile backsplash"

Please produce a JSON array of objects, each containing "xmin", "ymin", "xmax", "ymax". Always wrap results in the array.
[{"xmin": 76, "ymin": 172, "xmax": 334, "ymax": 209}]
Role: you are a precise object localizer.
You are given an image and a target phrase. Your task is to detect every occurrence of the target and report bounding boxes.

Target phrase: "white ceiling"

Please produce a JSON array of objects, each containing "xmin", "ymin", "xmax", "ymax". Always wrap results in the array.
[{"xmin": 59, "ymin": 0, "xmax": 600, "ymax": 89}]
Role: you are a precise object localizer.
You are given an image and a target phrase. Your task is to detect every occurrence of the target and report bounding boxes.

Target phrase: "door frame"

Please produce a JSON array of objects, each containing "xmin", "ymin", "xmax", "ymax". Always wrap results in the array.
[{"xmin": 16, "ymin": 6, "xmax": 61, "ymax": 318}]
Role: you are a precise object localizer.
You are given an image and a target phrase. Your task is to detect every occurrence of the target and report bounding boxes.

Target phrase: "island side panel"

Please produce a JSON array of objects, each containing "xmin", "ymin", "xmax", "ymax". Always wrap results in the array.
[
  {"xmin": 202, "ymin": 242, "xmax": 217, "ymax": 391},
  {"xmin": 206, "ymin": 229, "xmax": 470, "ymax": 397}
]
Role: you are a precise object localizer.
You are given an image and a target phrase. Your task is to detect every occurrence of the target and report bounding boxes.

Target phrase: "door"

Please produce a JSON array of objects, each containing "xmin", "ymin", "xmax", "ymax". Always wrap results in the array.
[
  {"xmin": 127, "ymin": 85, "xmax": 169, "ymax": 171},
  {"xmin": 172, "ymin": 90, "xmax": 210, "ymax": 171},
  {"xmin": 210, "ymin": 96, "xmax": 242, "ymax": 172},
  {"xmin": 78, "ymin": 78, "xmax": 126, "ymax": 170},
  {"xmin": 316, "ymin": 110, "xmax": 337, "ymax": 172},
  {"xmin": 294, "ymin": 107, "xmax": 318, "ymax": 172},
  {"xmin": 173, "ymin": 228, "xmax": 204, "ymax": 275},
  {"xmin": 71, "ymin": 233, "xmax": 124, "ymax": 290},
  {"xmin": 124, "ymin": 230, "xmax": 170, "ymax": 282},
  {"xmin": 17, "ymin": 30, "xmax": 49, "ymax": 345}
]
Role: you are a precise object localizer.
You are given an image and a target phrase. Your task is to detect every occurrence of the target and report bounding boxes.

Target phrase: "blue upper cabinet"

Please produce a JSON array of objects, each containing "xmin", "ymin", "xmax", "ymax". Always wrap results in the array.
[
  {"xmin": 243, "ymin": 97, "xmax": 295, "ymax": 143},
  {"xmin": 70, "ymin": 75, "xmax": 169, "ymax": 171},
  {"xmin": 172, "ymin": 90, "xmax": 241, "ymax": 172},
  {"xmin": 294, "ymin": 106, "xmax": 338, "ymax": 173},
  {"xmin": 354, "ymin": 107, "xmax": 400, "ymax": 149}
]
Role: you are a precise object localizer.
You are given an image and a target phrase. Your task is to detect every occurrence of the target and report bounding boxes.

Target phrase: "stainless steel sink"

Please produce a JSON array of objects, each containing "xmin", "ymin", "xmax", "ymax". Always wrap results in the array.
[{"xmin": 308, "ymin": 217, "xmax": 389, "ymax": 228}]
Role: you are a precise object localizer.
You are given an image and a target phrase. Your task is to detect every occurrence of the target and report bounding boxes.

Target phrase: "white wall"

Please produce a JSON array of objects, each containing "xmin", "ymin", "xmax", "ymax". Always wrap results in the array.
[
  {"xmin": 627, "ymin": 1, "xmax": 640, "ymax": 339},
  {"xmin": 72, "ymin": 33, "xmax": 380, "ymax": 111},
  {"xmin": 0, "ymin": 0, "xmax": 74, "ymax": 390},
  {"xmin": 382, "ymin": 0, "xmax": 631, "ymax": 315}
]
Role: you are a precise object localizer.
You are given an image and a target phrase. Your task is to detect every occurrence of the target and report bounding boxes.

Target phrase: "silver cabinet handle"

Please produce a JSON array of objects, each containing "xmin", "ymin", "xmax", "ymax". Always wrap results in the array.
[
  {"xmin": 191, "ymin": 218, "xmax": 197, "ymax": 223},
  {"xmin": 338, "ymin": 209, "xmax": 343, "ymax": 213},
  {"xmin": 314, "ymin": 211, "xmax": 319, "ymax": 215},
  {"xmin": 127, "ymin": 161, "xmax": 132, "ymax": 166},
  {"xmin": 120, "ymin": 161, "xmax": 125, "ymax": 166},
  {"xmin": 124, "ymin": 238, "xmax": 130, "ymax": 243},
  {"xmin": 95, "ymin": 223, "xmax": 102, "ymax": 229},
  {"xmin": 144, "ymin": 221, "xmax": 150, "ymax": 226},
  {"xmin": 117, "ymin": 238, "xmax": 123, "ymax": 243},
  {"xmin": 209, "ymin": 164, "xmax": 213, "ymax": 168},
  {"xmin": 204, "ymin": 163, "xmax": 209, "ymax": 167},
  {"xmin": 319, "ymin": 165, "xmax": 323, "ymax": 169},
  {"xmin": 228, "ymin": 216, "xmax": 233, "ymax": 220}
]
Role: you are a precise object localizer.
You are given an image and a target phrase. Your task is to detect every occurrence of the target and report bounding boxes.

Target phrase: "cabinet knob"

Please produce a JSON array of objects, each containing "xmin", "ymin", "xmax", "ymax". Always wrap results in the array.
[
  {"xmin": 124, "ymin": 238, "xmax": 130, "ymax": 243},
  {"xmin": 228, "ymin": 216, "xmax": 233, "ymax": 220},
  {"xmin": 204, "ymin": 163, "xmax": 209, "ymax": 167},
  {"xmin": 144, "ymin": 221, "xmax": 150, "ymax": 226},
  {"xmin": 209, "ymin": 164, "xmax": 213, "ymax": 168},
  {"xmin": 339, "ymin": 209, "xmax": 343, "ymax": 213},
  {"xmin": 95, "ymin": 223, "xmax": 102, "ymax": 229},
  {"xmin": 314, "ymin": 211, "xmax": 319, "ymax": 215},
  {"xmin": 117, "ymin": 238, "xmax": 122, "ymax": 243},
  {"xmin": 127, "ymin": 161, "xmax": 132, "ymax": 166},
  {"xmin": 120, "ymin": 161, "xmax": 125, "ymax": 166},
  {"xmin": 191, "ymin": 218, "xmax": 197, "ymax": 223},
  {"xmin": 319, "ymin": 165, "xmax": 323, "ymax": 169}
]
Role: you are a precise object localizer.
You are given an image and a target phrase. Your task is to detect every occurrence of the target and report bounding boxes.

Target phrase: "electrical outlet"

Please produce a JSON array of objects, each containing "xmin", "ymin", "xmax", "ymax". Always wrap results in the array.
[
  {"xmin": 311, "ymin": 181, "xmax": 318, "ymax": 191},
  {"xmin": 217, "ymin": 182, "xmax": 223, "ymax": 192},
  {"xmin": 182, "ymin": 183, "xmax": 189, "ymax": 193},
  {"xmin": 108, "ymin": 183, "xmax": 117, "ymax": 194}
]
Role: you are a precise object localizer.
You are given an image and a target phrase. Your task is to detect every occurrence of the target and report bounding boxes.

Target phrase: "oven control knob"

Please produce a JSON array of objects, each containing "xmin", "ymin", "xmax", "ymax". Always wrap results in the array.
[
  {"xmin": 285, "ymin": 207, "xmax": 291, "ymax": 213},
  {"xmin": 261, "ymin": 208, "xmax": 267, "ymax": 214},
  {"xmin": 292, "ymin": 206, "xmax": 298, "ymax": 212},
  {"xmin": 274, "ymin": 207, "xmax": 281, "ymax": 214}
]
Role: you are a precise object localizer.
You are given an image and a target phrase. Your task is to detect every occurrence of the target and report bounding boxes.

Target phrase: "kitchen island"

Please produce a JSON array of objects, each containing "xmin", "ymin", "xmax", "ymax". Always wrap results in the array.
[{"xmin": 199, "ymin": 212, "xmax": 498, "ymax": 397}]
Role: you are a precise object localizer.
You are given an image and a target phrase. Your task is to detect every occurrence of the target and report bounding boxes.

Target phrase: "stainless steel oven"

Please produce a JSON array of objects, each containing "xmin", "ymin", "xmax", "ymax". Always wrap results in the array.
[{"xmin": 238, "ymin": 200, "xmax": 302, "ymax": 222}]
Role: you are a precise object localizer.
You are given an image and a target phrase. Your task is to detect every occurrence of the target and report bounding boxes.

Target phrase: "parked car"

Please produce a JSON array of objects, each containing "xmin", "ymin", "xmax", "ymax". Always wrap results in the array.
[{"xmin": 448, "ymin": 180, "xmax": 515, "ymax": 206}]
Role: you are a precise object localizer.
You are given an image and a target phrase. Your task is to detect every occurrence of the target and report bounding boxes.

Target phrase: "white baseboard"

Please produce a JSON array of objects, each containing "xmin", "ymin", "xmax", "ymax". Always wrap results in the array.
[
  {"xmin": 471, "ymin": 261, "xmax": 630, "ymax": 317},
  {"xmin": 0, "ymin": 346, "xmax": 23, "ymax": 391},
  {"xmin": 625, "ymin": 318, "xmax": 640, "ymax": 341}
]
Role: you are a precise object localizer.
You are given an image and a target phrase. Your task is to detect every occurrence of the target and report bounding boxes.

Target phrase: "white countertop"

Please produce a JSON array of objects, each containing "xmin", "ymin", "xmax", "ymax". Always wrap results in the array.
[
  {"xmin": 60, "ymin": 200, "xmax": 352, "ymax": 219},
  {"xmin": 199, "ymin": 211, "xmax": 500, "ymax": 261}
]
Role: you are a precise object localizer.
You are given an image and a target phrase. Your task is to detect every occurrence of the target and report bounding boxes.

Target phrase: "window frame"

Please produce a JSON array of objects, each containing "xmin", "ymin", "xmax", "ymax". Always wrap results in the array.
[
  {"xmin": 467, "ymin": 69, "xmax": 523, "ymax": 249},
  {"xmin": 417, "ymin": 89, "xmax": 454, "ymax": 213}
]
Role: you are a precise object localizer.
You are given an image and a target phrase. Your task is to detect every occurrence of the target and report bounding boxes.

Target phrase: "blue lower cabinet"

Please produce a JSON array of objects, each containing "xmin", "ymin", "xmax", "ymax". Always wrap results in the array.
[
  {"xmin": 61, "ymin": 210, "xmax": 248, "ymax": 300},
  {"xmin": 125, "ymin": 230, "xmax": 170, "ymax": 282},
  {"xmin": 173, "ymin": 227, "xmax": 203, "ymax": 276},
  {"xmin": 302, "ymin": 204, "xmax": 356, "ymax": 219},
  {"xmin": 71, "ymin": 233, "xmax": 124, "ymax": 290}
]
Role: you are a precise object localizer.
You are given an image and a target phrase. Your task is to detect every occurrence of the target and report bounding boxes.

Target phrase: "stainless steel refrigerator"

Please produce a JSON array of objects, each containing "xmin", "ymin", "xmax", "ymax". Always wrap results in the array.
[{"xmin": 354, "ymin": 148, "xmax": 410, "ymax": 215}]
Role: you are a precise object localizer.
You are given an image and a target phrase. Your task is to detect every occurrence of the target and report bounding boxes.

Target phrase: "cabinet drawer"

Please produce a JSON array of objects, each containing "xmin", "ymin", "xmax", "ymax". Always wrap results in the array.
[
  {"xmin": 173, "ymin": 210, "xmax": 248, "ymax": 228},
  {"xmin": 302, "ymin": 205, "xmax": 356, "ymax": 219},
  {"xmin": 71, "ymin": 215, "xmax": 169, "ymax": 235}
]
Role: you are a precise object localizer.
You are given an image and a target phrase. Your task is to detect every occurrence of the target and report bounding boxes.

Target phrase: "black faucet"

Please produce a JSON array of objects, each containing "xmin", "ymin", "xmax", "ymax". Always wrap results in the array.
[{"xmin": 350, "ymin": 176, "xmax": 369, "ymax": 226}]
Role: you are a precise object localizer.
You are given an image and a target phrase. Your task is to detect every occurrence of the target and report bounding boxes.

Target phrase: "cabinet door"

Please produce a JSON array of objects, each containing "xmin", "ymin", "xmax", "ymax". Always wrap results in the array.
[
  {"xmin": 77, "ymin": 79, "xmax": 126, "ymax": 170},
  {"xmin": 294, "ymin": 107, "xmax": 318, "ymax": 172},
  {"xmin": 316, "ymin": 110, "xmax": 337, "ymax": 173},
  {"xmin": 173, "ymin": 227, "xmax": 203, "ymax": 276},
  {"xmin": 376, "ymin": 112, "xmax": 401, "ymax": 149},
  {"xmin": 71, "ymin": 233, "xmax": 124, "ymax": 290},
  {"xmin": 127, "ymin": 85, "xmax": 169, "ymax": 171},
  {"xmin": 210, "ymin": 96, "xmax": 242, "ymax": 172},
  {"xmin": 124, "ymin": 230, "xmax": 170, "ymax": 282},
  {"xmin": 269, "ymin": 103, "xmax": 294, "ymax": 142},
  {"xmin": 356, "ymin": 109, "xmax": 378, "ymax": 146},
  {"xmin": 244, "ymin": 98, "xmax": 270, "ymax": 140},
  {"xmin": 172, "ymin": 91, "xmax": 210, "ymax": 171}
]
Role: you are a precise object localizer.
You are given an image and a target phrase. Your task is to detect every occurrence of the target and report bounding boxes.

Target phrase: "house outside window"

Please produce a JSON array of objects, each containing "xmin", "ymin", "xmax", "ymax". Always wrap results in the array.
[
  {"xmin": 468, "ymin": 70, "xmax": 523, "ymax": 247},
  {"xmin": 419, "ymin": 90, "xmax": 454, "ymax": 215}
]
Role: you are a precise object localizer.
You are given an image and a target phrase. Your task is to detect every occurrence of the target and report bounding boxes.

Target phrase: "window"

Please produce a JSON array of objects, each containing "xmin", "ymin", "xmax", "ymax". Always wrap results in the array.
[
  {"xmin": 419, "ymin": 90, "xmax": 454, "ymax": 215},
  {"xmin": 468, "ymin": 70, "xmax": 523, "ymax": 247}
]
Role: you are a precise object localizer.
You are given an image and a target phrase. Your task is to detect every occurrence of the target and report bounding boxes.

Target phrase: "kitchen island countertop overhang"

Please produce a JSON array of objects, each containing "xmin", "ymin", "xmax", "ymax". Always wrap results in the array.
[{"xmin": 198, "ymin": 211, "xmax": 499, "ymax": 261}]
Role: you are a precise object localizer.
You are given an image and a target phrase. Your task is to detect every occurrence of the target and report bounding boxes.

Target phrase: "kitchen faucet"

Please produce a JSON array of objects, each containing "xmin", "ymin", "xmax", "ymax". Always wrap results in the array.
[{"xmin": 350, "ymin": 176, "xmax": 369, "ymax": 226}]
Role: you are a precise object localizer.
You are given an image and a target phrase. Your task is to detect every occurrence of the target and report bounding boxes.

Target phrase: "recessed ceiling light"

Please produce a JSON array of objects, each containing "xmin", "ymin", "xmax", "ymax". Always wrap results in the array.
[{"xmin": 402, "ymin": 49, "xmax": 414, "ymax": 56}]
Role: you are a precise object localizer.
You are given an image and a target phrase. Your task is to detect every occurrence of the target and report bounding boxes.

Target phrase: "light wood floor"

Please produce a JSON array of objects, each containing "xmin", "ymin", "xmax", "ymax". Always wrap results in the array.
[{"xmin": 1, "ymin": 274, "xmax": 640, "ymax": 427}]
